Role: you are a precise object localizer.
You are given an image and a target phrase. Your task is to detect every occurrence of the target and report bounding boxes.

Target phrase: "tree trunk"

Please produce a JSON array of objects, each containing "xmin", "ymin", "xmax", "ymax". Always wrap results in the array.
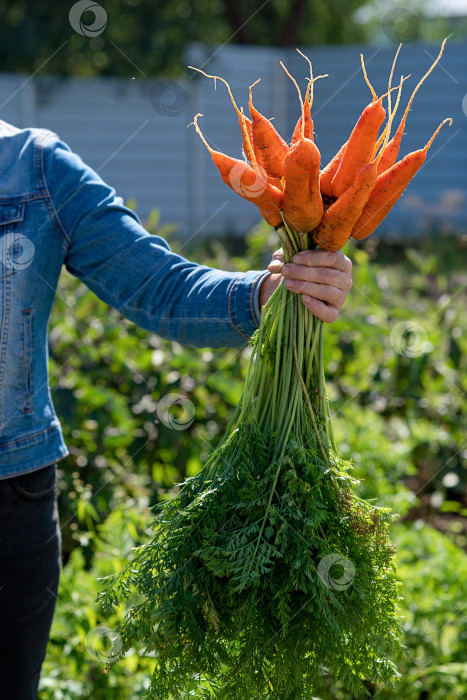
[
  {"xmin": 280, "ymin": 0, "xmax": 311, "ymax": 45},
  {"xmin": 221, "ymin": 0, "xmax": 256, "ymax": 44}
]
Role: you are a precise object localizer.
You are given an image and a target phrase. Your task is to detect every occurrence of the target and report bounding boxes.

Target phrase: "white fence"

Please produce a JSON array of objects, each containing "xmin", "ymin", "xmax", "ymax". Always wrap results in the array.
[{"xmin": 1, "ymin": 41, "xmax": 465, "ymax": 238}]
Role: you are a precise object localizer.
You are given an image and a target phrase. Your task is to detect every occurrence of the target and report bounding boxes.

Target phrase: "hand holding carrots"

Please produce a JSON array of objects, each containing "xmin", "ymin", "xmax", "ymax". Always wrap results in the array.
[{"xmin": 261, "ymin": 249, "xmax": 352, "ymax": 323}]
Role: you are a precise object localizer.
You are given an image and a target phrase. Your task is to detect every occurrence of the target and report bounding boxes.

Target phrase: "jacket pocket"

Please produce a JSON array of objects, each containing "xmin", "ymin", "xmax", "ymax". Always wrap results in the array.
[
  {"xmin": 0, "ymin": 203, "xmax": 26, "ymax": 280},
  {"xmin": 20, "ymin": 308, "xmax": 33, "ymax": 413}
]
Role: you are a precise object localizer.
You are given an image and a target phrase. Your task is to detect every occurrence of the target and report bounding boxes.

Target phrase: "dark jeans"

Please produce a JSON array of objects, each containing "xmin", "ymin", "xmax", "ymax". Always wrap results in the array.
[{"xmin": 0, "ymin": 464, "xmax": 61, "ymax": 700}]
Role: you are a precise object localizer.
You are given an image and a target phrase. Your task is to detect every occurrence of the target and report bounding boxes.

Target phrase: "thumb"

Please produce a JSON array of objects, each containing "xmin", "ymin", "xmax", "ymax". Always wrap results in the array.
[{"xmin": 268, "ymin": 248, "xmax": 284, "ymax": 273}]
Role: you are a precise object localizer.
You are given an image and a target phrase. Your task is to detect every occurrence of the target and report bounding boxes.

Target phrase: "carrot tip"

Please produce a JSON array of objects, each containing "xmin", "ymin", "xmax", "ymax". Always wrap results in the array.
[
  {"xmin": 424, "ymin": 117, "xmax": 452, "ymax": 152},
  {"xmin": 192, "ymin": 113, "xmax": 213, "ymax": 154},
  {"xmin": 394, "ymin": 37, "xmax": 450, "ymax": 140},
  {"xmin": 188, "ymin": 66, "xmax": 244, "ymax": 121},
  {"xmin": 296, "ymin": 49, "xmax": 314, "ymax": 101},
  {"xmin": 280, "ymin": 61, "xmax": 305, "ymax": 137},
  {"xmin": 361, "ymin": 54, "xmax": 377, "ymax": 102},
  {"xmin": 248, "ymin": 80, "xmax": 261, "ymax": 113}
]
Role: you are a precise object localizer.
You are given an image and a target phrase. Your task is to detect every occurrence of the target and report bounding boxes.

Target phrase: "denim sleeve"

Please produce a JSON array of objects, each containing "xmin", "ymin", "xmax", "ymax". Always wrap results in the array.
[{"xmin": 42, "ymin": 135, "xmax": 269, "ymax": 348}]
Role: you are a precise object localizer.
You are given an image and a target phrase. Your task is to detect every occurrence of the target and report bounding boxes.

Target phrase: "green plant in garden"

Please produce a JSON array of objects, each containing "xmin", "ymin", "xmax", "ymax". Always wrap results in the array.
[
  {"xmin": 38, "ymin": 508, "xmax": 155, "ymax": 700},
  {"xmin": 42, "ymin": 217, "xmax": 467, "ymax": 699},
  {"xmin": 309, "ymin": 521, "xmax": 467, "ymax": 700},
  {"xmin": 98, "ymin": 221, "xmax": 403, "ymax": 697},
  {"xmin": 40, "ymin": 516, "xmax": 467, "ymax": 700}
]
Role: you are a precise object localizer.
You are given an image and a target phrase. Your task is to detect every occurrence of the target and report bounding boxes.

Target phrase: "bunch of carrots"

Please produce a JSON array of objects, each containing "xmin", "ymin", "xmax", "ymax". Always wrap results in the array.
[
  {"xmin": 100, "ymin": 43, "xmax": 451, "ymax": 699},
  {"xmin": 192, "ymin": 40, "xmax": 450, "ymax": 257}
]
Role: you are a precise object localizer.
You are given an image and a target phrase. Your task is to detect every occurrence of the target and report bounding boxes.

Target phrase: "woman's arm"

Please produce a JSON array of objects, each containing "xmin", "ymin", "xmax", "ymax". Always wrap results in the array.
[
  {"xmin": 42, "ymin": 135, "xmax": 267, "ymax": 348},
  {"xmin": 42, "ymin": 135, "xmax": 352, "ymax": 349}
]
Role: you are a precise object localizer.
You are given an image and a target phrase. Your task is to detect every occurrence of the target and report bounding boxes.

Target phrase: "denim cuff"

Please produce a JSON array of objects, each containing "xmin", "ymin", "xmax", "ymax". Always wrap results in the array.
[
  {"xmin": 228, "ymin": 269, "xmax": 270, "ymax": 341},
  {"xmin": 252, "ymin": 270, "xmax": 271, "ymax": 324}
]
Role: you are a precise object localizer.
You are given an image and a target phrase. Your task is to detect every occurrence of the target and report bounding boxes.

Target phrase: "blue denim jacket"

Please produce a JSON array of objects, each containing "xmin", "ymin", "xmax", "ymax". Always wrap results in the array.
[{"xmin": 0, "ymin": 120, "xmax": 268, "ymax": 478}]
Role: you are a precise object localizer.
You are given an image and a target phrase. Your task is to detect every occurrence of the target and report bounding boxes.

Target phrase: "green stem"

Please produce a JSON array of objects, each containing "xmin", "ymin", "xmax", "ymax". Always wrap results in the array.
[
  {"xmin": 274, "ymin": 291, "xmax": 295, "ymax": 432},
  {"xmin": 237, "ymin": 283, "xmax": 282, "ymax": 427},
  {"xmin": 237, "ymin": 336, "xmax": 261, "ymax": 424},
  {"xmin": 317, "ymin": 321, "xmax": 338, "ymax": 454},
  {"xmin": 276, "ymin": 362, "xmax": 301, "ymax": 458},
  {"xmin": 269, "ymin": 282, "xmax": 287, "ymax": 432},
  {"xmin": 280, "ymin": 218, "xmax": 301, "ymax": 256},
  {"xmin": 304, "ymin": 315, "xmax": 320, "ymax": 389},
  {"xmin": 292, "ymin": 297, "xmax": 329, "ymax": 466},
  {"xmin": 254, "ymin": 358, "xmax": 273, "ymax": 423},
  {"xmin": 246, "ymin": 340, "xmax": 305, "ymax": 589},
  {"xmin": 276, "ymin": 224, "xmax": 294, "ymax": 262}
]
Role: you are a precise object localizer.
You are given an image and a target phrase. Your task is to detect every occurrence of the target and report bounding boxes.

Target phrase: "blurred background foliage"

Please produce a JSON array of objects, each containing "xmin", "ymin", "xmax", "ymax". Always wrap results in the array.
[
  {"xmin": 5, "ymin": 0, "xmax": 464, "ymax": 696},
  {"xmin": 39, "ymin": 217, "xmax": 467, "ymax": 698},
  {"xmin": 0, "ymin": 0, "xmax": 465, "ymax": 78}
]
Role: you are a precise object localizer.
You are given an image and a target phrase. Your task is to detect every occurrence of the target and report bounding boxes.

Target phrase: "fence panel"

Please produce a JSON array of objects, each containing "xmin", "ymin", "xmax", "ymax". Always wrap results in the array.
[{"xmin": 0, "ymin": 40, "xmax": 465, "ymax": 239}]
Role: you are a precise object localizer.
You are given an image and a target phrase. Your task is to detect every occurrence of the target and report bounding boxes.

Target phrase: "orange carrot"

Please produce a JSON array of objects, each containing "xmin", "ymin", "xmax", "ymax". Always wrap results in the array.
[
  {"xmin": 282, "ymin": 138, "xmax": 322, "ymax": 233},
  {"xmin": 249, "ymin": 80, "xmax": 289, "ymax": 179},
  {"xmin": 291, "ymin": 96, "xmax": 314, "ymax": 145},
  {"xmin": 237, "ymin": 108, "xmax": 284, "ymax": 227},
  {"xmin": 331, "ymin": 56, "xmax": 386, "ymax": 198},
  {"xmin": 377, "ymin": 38, "xmax": 448, "ymax": 175},
  {"xmin": 193, "ymin": 114, "xmax": 283, "ymax": 221},
  {"xmin": 320, "ymin": 71, "xmax": 402, "ymax": 201},
  {"xmin": 267, "ymin": 176, "xmax": 284, "ymax": 192},
  {"xmin": 315, "ymin": 83, "xmax": 396, "ymax": 251},
  {"xmin": 258, "ymin": 207, "xmax": 283, "ymax": 228},
  {"xmin": 237, "ymin": 108, "xmax": 284, "ymax": 226},
  {"xmin": 188, "ymin": 67, "xmax": 254, "ymax": 160},
  {"xmin": 280, "ymin": 62, "xmax": 322, "ymax": 233},
  {"xmin": 313, "ymin": 161, "xmax": 378, "ymax": 251},
  {"xmin": 351, "ymin": 118, "xmax": 452, "ymax": 240},
  {"xmin": 320, "ymin": 142, "xmax": 347, "ymax": 198},
  {"xmin": 238, "ymin": 106, "xmax": 284, "ymax": 203}
]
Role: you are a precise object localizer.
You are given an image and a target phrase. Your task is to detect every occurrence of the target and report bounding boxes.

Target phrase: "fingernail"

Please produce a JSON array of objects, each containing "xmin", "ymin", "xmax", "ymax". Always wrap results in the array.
[
  {"xmin": 284, "ymin": 279, "xmax": 294, "ymax": 289},
  {"xmin": 281, "ymin": 263, "xmax": 291, "ymax": 274},
  {"xmin": 292, "ymin": 254, "xmax": 302, "ymax": 263}
]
